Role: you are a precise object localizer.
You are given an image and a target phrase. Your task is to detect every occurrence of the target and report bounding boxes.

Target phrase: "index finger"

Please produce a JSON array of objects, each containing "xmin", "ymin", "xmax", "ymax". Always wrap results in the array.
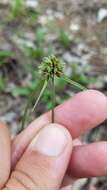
[{"xmin": 12, "ymin": 90, "xmax": 107, "ymax": 168}]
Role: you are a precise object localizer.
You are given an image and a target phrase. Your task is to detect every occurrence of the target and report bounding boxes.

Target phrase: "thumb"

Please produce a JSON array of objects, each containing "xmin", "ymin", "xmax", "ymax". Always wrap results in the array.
[{"xmin": 5, "ymin": 124, "xmax": 72, "ymax": 190}]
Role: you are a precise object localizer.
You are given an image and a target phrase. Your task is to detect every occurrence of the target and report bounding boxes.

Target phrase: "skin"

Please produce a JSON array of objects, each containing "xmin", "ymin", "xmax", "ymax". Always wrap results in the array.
[{"xmin": 0, "ymin": 90, "xmax": 107, "ymax": 190}]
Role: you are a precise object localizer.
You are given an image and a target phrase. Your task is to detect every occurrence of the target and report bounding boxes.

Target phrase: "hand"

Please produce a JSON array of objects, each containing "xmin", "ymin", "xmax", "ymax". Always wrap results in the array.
[{"xmin": 1, "ymin": 90, "xmax": 107, "ymax": 190}]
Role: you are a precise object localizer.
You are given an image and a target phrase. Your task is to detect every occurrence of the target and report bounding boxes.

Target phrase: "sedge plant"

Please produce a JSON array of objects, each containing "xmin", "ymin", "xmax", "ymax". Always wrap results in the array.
[{"xmin": 21, "ymin": 55, "xmax": 87, "ymax": 132}]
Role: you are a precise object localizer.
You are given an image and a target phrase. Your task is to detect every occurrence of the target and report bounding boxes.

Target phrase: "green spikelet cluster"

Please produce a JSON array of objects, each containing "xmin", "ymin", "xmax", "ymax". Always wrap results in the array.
[{"xmin": 38, "ymin": 55, "xmax": 64, "ymax": 79}]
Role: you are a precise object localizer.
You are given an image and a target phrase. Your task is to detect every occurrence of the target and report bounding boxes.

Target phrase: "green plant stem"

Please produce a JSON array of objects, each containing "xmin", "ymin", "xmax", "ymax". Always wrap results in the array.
[{"xmin": 51, "ymin": 74, "xmax": 55, "ymax": 123}]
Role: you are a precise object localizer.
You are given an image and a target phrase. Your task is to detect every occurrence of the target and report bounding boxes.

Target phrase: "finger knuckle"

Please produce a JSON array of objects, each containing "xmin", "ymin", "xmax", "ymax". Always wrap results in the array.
[{"xmin": 3, "ymin": 169, "xmax": 38, "ymax": 190}]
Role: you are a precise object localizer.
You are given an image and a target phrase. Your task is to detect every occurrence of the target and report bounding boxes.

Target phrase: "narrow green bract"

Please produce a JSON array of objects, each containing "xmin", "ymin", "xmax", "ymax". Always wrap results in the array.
[{"xmin": 32, "ymin": 80, "xmax": 48, "ymax": 112}]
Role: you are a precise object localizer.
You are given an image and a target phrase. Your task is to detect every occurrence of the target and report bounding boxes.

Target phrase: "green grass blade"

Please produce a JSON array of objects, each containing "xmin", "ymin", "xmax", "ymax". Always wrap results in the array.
[
  {"xmin": 20, "ymin": 80, "xmax": 46, "ymax": 131},
  {"xmin": 32, "ymin": 79, "xmax": 48, "ymax": 112},
  {"xmin": 61, "ymin": 75, "xmax": 87, "ymax": 90}
]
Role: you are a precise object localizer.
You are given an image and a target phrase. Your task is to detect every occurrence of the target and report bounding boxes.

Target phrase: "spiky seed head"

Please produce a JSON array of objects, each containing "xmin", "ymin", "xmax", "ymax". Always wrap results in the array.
[{"xmin": 38, "ymin": 55, "xmax": 64, "ymax": 79}]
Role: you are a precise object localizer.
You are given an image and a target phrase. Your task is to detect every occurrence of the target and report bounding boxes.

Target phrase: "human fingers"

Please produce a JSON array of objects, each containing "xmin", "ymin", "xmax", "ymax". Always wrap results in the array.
[
  {"xmin": 61, "ymin": 141, "xmax": 107, "ymax": 187},
  {"xmin": 0, "ymin": 123, "xmax": 11, "ymax": 189},
  {"xmin": 60, "ymin": 141, "xmax": 107, "ymax": 187},
  {"xmin": 61, "ymin": 139, "xmax": 81, "ymax": 187},
  {"xmin": 69, "ymin": 141, "xmax": 107, "ymax": 178},
  {"xmin": 4, "ymin": 124, "xmax": 72, "ymax": 190},
  {"xmin": 12, "ymin": 90, "xmax": 107, "ymax": 168}
]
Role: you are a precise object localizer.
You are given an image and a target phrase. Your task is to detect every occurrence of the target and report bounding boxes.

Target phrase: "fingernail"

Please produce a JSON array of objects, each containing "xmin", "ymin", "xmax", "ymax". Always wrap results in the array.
[{"xmin": 31, "ymin": 124, "xmax": 67, "ymax": 156}]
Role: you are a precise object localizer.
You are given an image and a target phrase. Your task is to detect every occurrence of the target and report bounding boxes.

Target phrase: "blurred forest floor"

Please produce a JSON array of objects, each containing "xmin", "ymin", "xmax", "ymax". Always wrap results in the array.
[{"xmin": 1, "ymin": 0, "xmax": 107, "ymax": 189}]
